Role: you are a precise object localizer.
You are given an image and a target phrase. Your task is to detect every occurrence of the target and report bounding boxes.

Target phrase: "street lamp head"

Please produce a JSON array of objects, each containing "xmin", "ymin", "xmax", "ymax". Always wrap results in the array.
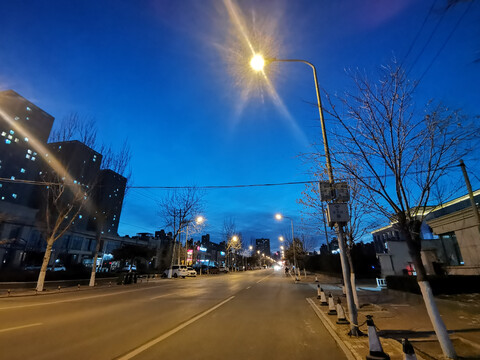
[
  {"xmin": 232, "ymin": 235, "xmax": 238, "ymax": 242},
  {"xmin": 249, "ymin": 245, "xmax": 253, "ymax": 250},
  {"xmin": 250, "ymin": 54, "xmax": 265, "ymax": 72},
  {"xmin": 195, "ymin": 216, "xmax": 204, "ymax": 224},
  {"xmin": 275, "ymin": 213, "xmax": 283, "ymax": 221},
  {"xmin": 279, "ymin": 236, "xmax": 284, "ymax": 241}
]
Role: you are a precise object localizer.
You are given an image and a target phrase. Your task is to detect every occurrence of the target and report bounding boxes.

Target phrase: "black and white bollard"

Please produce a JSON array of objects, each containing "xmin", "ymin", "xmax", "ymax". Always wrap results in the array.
[
  {"xmin": 327, "ymin": 293, "xmax": 337, "ymax": 315},
  {"xmin": 402, "ymin": 339, "xmax": 417, "ymax": 360},
  {"xmin": 336, "ymin": 298, "xmax": 349, "ymax": 324},
  {"xmin": 319, "ymin": 287, "xmax": 328, "ymax": 306},
  {"xmin": 366, "ymin": 315, "xmax": 390, "ymax": 360},
  {"xmin": 315, "ymin": 275, "xmax": 319, "ymax": 283},
  {"xmin": 317, "ymin": 284, "xmax": 322, "ymax": 299}
]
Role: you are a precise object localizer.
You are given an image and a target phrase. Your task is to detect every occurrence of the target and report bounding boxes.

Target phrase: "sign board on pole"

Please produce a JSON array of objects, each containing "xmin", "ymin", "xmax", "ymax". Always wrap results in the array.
[
  {"xmin": 319, "ymin": 181, "xmax": 334, "ymax": 202},
  {"xmin": 326, "ymin": 203, "xmax": 350, "ymax": 226},
  {"xmin": 334, "ymin": 182, "xmax": 350, "ymax": 202}
]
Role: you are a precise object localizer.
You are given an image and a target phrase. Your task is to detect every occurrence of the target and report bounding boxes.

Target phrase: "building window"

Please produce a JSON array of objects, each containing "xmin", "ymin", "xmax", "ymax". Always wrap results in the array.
[
  {"xmin": 1, "ymin": 131, "xmax": 6, "ymax": 136},
  {"xmin": 12, "ymin": 193, "xmax": 17, "ymax": 199},
  {"xmin": 24, "ymin": 137, "xmax": 28, "ymax": 142},
  {"xmin": 5, "ymin": 139, "xmax": 11, "ymax": 144},
  {"xmin": 20, "ymin": 168, "xmax": 26, "ymax": 173},
  {"xmin": 14, "ymin": 116, "xmax": 20, "ymax": 121},
  {"xmin": 9, "ymin": 130, "xmax": 14, "ymax": 135},
  {"xmin": 26, "ymin": 106, "xmax": 31, "ymax": 111},
  {"xmin": 10, "ymin": 176, "xmax": 15, "ymax": 180},
  {"xmin": 26, "ymin": 154, "xmax": 30, "ymax": 159}
]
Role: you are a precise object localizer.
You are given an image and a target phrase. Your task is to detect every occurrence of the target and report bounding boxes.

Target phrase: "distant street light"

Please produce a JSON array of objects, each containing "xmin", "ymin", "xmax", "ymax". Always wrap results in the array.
[
  {"xmin": 253, "ymin": 54, "xmax": 358, "ymax": 335},
  {"xmin": 275, "ymin": 213, "xmax": 298, "ymax": 281},
  {"xmin": 279, "ymin": 236, "xmax": 284, "ymax": 242}
]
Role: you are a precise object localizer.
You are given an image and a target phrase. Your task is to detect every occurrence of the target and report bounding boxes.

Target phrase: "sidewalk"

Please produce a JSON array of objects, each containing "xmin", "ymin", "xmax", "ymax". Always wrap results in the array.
[{"xmin": 303, "ymin": 273, "xmax": 480, "ymax": 360}]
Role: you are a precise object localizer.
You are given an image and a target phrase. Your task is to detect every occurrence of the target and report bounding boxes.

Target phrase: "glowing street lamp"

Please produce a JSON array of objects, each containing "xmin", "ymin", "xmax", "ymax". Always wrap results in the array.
[
  {"xmin": 250, "ymin": 54, "xmax": 265, "ymax": 71},
  {"xmin": 279, "ymin": 236, "xmax": 284, "ymax": 242}
]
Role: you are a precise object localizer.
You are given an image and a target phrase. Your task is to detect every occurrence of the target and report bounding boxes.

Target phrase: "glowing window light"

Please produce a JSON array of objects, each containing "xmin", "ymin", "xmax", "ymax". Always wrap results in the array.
[
  {"xmin": 9, "ymin": 130, "xmax": 14, "ymax": 135},
  {"xmin": 24, "ymin": 137, "xmax": 28, "ymax": 142},
  {"xmin": 12, "ymin": 194, "xmax": 17, "ymax": 199},
  {"xmin": 20, "ymin": 168, "xmax": 25, "ymax": 173},
  {"xmin": 5, "ymin": 139, "xmax": 11, "ymax": 144}
]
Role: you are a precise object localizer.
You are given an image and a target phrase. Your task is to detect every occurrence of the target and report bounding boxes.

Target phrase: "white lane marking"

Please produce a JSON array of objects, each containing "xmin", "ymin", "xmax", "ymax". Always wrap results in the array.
[
  {"xmin": 256, "ymin": 273, "xmax": 272, "ymax": 283},
  {"xmin": 0, "ymin": 285, "xmax": 163, "ymax": 311},
  {"xmin": 150, "ymin": 293, "xmax": 177, "ymax": 300},
  {"xmin": 117, "ymin": 296, "xmax": 235, "ymax": 360},
  {"xmin": 246, "ymin": 286, "xmax": 251, "ymax": 289},
  {"xmin": 0, "ymin": 323, "xmax": 42, "ymax": 333}
]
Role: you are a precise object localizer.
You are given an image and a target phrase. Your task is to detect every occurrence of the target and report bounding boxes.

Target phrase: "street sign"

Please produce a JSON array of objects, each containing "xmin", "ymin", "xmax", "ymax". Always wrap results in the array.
[
  {"xmin": 334, "ymin": 182, "xmax": 350, "ymax": 202},
  {"xmin": 326, "ymin": 203, "xmax": 350, "ymax": 226},
  {"xmin": 319, "ymin": 181, "xmax": 334, "ymax": 201}
]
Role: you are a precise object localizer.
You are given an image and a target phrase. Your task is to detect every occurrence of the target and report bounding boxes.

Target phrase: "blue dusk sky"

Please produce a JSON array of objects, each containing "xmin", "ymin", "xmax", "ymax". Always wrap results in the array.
[{"xmin": 1, "ymin": 0, "xmax": 479, "ymax": 252}]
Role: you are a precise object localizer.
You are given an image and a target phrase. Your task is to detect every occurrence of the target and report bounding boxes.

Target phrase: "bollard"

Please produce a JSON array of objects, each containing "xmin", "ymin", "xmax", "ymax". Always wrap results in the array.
[
  {"xmin": 336, "ymin": 298, "xmax": 349, "ymax": 324},
  {"xmin": 342, "ymin": 285, "xmax": 346, "ymax": 295},
  {"xmin": 7, "ymin": 289, "xmax": 11, "ymax": 297},
  {"xmin": 317, "ymin": 284, "xmax": 322, "ymax": 299},
  {"xmin": 109, "ymin": 281, "xmax": 112, "ymax": 287},
  {"xmin": 315, "ymin": 275, "xmax": 319, "ymax": 283},
  {"xmin": 366, "ymin": 315, "xmax": 390, "ymax": 360},
  {"xmin": 77, "ymin": 284, "xmax": 80, "ymax": 290},
  {"xmin": 402, "ymin": 339, "xmax": 417, "ymax": 360},
  {"xmin": 58, "ymin": 286, "xmax": 61, "ymax": 291},
  {"xmin": 319, "ymin": 287, "xmax": 328, "ymax": 306},
  {"xmin": 327, "ymin": 293, "xmax": 337, "ymax": 315}
]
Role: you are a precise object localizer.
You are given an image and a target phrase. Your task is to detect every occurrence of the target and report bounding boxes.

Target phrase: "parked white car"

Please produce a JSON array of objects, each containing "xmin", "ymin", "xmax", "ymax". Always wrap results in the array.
[
  {"xmin": 162, "ymin": 265, "xmax": 188, "ymax": 278},
  {"xmin": 186, "ymin": 267, "xmax": 197, "ymax": 277},
  {"xmin": 219, "ymin": 266, "xmax": 229, "ymax": 273}
]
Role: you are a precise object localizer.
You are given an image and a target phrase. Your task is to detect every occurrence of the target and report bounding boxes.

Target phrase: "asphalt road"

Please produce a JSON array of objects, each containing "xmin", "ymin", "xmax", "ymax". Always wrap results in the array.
[{"xmin": 0, "ymin": 270, "xmax": 346, "ymax": 360}]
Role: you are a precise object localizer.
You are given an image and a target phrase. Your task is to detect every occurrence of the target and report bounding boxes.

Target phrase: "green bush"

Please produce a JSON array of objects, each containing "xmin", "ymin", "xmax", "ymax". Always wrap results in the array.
[{"xmin": 386, "ymin": 275, "xmax": 480, "ymax": 295}]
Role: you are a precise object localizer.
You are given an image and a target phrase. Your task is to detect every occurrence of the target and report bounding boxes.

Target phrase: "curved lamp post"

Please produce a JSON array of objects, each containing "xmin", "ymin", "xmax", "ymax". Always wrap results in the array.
[{"xmin": 255, "ymin": 55, "xmax": 358, "ymax": 335}]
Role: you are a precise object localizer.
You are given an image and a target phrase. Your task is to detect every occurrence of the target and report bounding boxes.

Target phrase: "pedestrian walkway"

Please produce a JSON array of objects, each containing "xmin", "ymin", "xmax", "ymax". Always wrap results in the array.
[{"xmin": 304, "ymin": 273, "xmax": 480, "ymax": 360}]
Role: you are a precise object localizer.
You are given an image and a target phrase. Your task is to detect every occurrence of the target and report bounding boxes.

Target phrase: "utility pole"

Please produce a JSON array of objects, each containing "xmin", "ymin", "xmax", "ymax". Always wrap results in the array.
[{"xmin": 460, "ymin": 160, "xmax": 480, "ymax": 235}]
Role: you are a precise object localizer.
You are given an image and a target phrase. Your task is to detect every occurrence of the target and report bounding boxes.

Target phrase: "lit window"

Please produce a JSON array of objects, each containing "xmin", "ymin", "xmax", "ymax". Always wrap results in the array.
[
  {"xmin": 5, "ymin": 139, "xmax": 11, "ymax": 144},
  {"xmin": 1, "ymin": 132, "xmax": 5, "ymax": 136},
  {"xmin": 31, "ymin": 157, "xmax": 36, "ymax": 161},
  {"xmin": 26, "ymin": 106, "xmax": 31, "ymax": 111},
  {"xmin": 24, "ymin": 137, "xmax": 28, "ymax": 142},
  {"xmin": 0, "ymin": 184, "xmax": 2, "ymax": 187},
  {"xmin": 7, "ymin": 135, "xmax": 12, "ymax": 139},
  {"xmin": 26, "ymin": 154, "xmax": 30, "ymax": 159},
  {"xmin": 58, "ymin": 146, "xmax": 61, "ymax": 149},
  {"xmin": 1, "ymin": 197, "xmax": 4, "ymax": 200},
  {"xmin": 14, "ymin": 116, "xmax": 20, "ymax": 121},
  {"xmin": 26, "ymin": 117, "xmax": 29, "ymax": 121},
  {"xmin": 28, "ymin": 149, "xmax": 32, "ymax": 154},
  {"xmin": 10, "ymin": 176, "xmax": 15, "ymax": 180},
  {"xmin": 33, "ymin": 152, "xmax": 37, "ymax": 155},
  {"xmin": 12, "ymin": 194, "xmax": 17, "ymax": 199},
  {"xmin": 9, "ymin": 130, "xmax": 14, "ymax": 135},
  {"xmin": 79, "ymin": 215, "xmax": 83, "ymax": 219},
  {"xmin": 14, "ymin": 138, "xmax": 19, "ymax": 143},
  {"xmin": 20, "ymin": 168, "xmax": 26, "ymax": 173}
]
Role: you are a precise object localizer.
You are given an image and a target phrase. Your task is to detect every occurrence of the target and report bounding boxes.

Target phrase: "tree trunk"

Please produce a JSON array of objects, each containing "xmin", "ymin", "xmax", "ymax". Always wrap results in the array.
[
  {"xmin": 345, "ymin": 243, "xmax": 360, "ymax": 309},
  {"xmin": 89, "ymin": 233, "xmax": 102, "ymax": 287},
  {"xmin": 418, "ymin": 281, "xmax": 456, "ymax": 359},
  {"xmin": 403, "ymin": 223, "xmax": 457, "ymax": 359},
  {"xmin": 36, "ymin": 239, "xmax": 54, "ymax": 292}
]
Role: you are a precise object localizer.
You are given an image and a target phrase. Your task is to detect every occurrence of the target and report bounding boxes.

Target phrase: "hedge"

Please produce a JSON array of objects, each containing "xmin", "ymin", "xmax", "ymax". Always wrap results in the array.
[{"xmin": 386, "ymin": 275, "xmax": 480, "ymax": 295}]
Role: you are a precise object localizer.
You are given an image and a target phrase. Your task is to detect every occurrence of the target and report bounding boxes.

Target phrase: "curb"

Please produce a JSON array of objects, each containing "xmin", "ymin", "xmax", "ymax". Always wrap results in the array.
[{"xmin": 307, "ymin": 298, "xmax": 358, "ymax": 360}]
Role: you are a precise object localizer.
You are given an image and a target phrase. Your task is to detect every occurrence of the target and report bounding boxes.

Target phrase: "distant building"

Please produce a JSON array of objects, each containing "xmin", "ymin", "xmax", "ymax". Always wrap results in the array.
[
  {"xmin": 256, "ymin": 238, "xmax": 271, "ymax": 257},
  {"xmin": 0, "ymin": 90, "xmax": 54, "ymax": 206},
  {"xmin": 0, "ymin": 90, "xmax": 128, "ymax": 270}
]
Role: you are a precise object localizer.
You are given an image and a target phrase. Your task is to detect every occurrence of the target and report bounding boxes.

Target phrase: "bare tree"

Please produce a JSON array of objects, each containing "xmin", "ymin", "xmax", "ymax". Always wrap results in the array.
[
  {"xmin": 49, "ymin": 112, "xmax": 97, "ymax": 149},
  {"xmin": 35, "ymin": 174, "xmax": 88, "ymax": 291},
  {"xmin": 325, "ymin": 62, "xmax": 477, "ymax": 358},
  {"xmin": 223, "ymin": 218, "xmax": 241, "ymax": 269},
  {"xmin": 158, "ymin": 187, "xmax": 204, "ymax": 277}
]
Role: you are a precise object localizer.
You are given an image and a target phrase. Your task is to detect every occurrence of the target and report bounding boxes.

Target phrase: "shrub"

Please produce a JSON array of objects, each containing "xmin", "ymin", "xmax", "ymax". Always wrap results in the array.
[{"xmin": 386, "ymin": 275, "xmax": 480, "ymax": 295}]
